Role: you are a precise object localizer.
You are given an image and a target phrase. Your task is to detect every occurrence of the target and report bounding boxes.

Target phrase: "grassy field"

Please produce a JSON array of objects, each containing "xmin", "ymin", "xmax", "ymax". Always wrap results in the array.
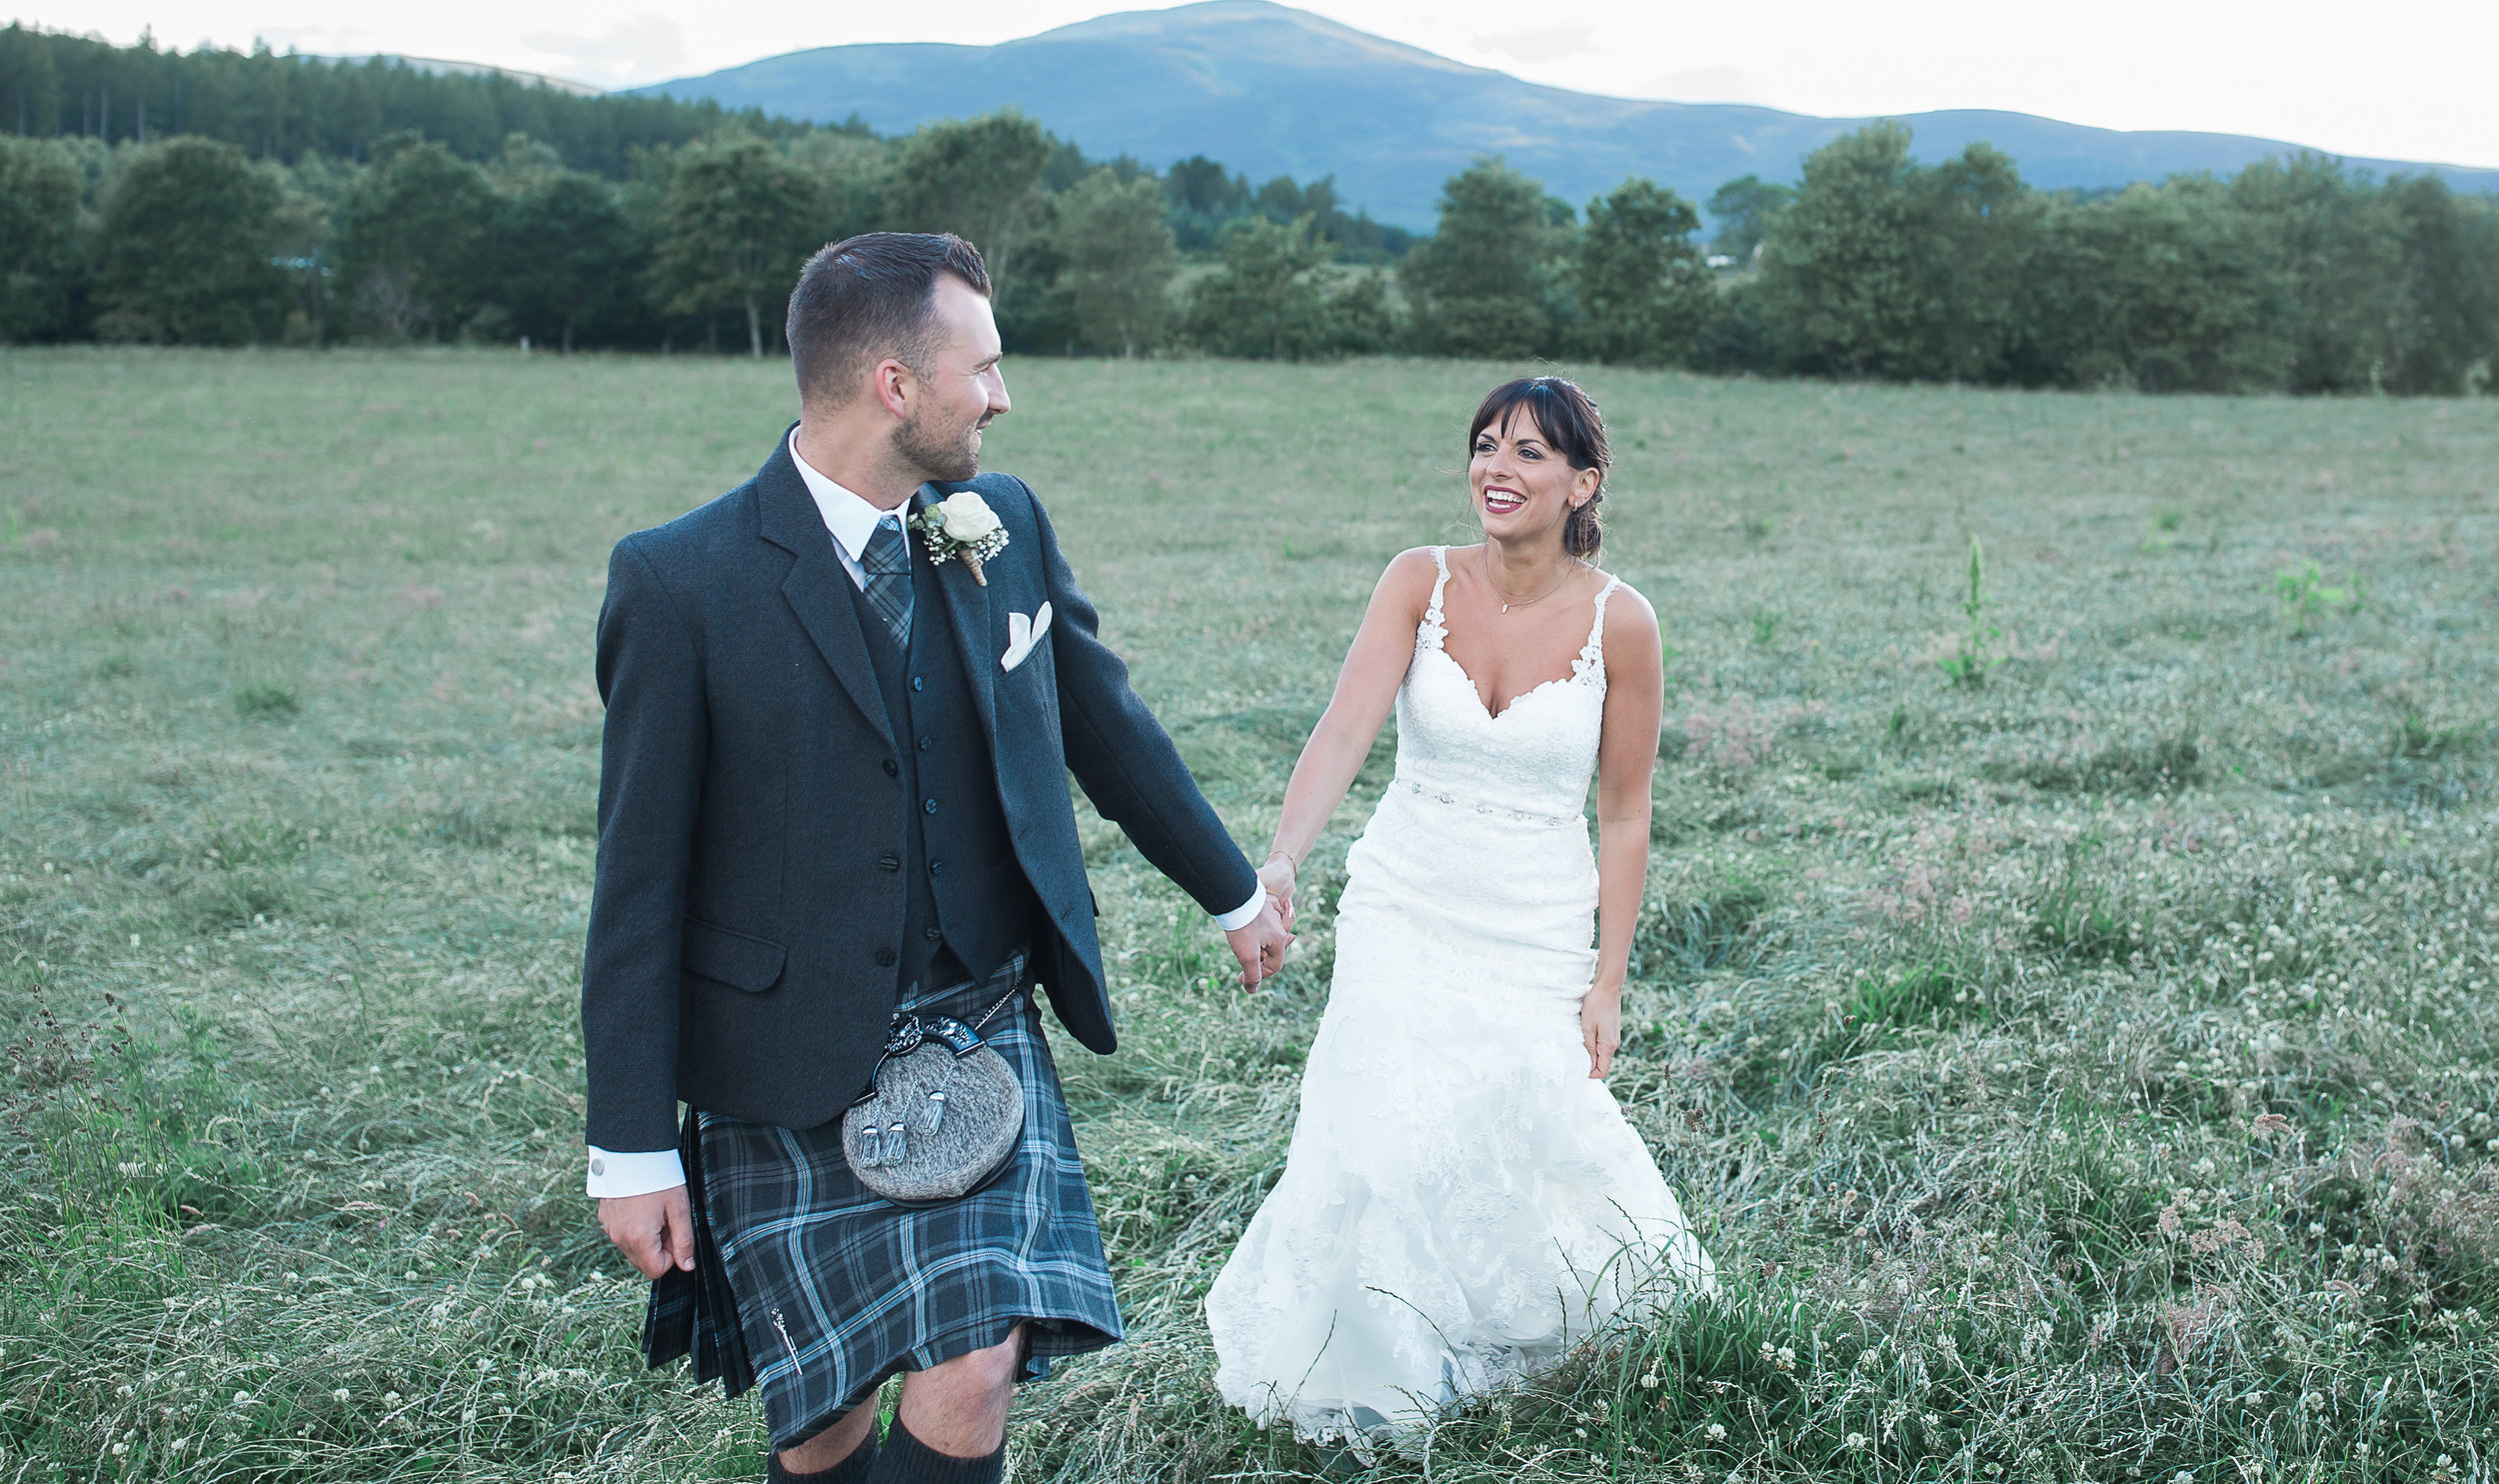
[{"xmin": 3, "ymin": 347, "xmax": 2497, "ymax": 1484}]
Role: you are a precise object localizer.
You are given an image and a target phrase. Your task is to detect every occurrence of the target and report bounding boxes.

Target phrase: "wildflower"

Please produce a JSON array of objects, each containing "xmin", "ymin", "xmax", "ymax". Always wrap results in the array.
[
  {"xmin": 1847, "ymin": 1432, "xmax": 1869, "ymax": 1449},
  {"xmin": 1706, "ymin": 1422, "xmax": 1727, "ymax": 1441},
  {"xmin": 383, "ymin": 1391, "xmax": 403, "ymax": 1406},
  {"xmin": 333, "ymin": 1388, "xmax": 351, "ymax": 1403},
  {"xmin": 233, "ymin": 1390, "xmax": 252, "ymax": 1407},
  {"xmin": 1639, "ymin": 1372, "xmax": 1659, "ymax": 1389}
]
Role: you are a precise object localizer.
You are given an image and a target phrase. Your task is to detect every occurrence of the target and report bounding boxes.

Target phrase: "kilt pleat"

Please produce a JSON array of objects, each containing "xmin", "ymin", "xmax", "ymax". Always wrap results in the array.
[{"xmin": 642, "ymin": 953, "xmax": 1124, "ymax": 1449}]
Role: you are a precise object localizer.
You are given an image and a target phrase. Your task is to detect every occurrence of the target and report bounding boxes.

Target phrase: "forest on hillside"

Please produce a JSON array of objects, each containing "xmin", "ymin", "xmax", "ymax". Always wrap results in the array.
[{"xmin": 3, "ymin": 25, "xmax": 2496, "ymax": 393}]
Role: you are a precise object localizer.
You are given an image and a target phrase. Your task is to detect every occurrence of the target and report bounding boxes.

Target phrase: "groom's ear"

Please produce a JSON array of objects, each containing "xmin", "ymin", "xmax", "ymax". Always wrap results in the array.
[{"xmin": 870, "ymin": 356, "xmax": 917, "ymax": 422}]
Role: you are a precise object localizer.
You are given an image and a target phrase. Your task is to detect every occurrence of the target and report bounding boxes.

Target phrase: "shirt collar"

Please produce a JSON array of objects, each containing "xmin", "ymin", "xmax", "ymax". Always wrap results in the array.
[{"xmin": 788, "ymin": 429, "xmax": 909, "ymax": 564}]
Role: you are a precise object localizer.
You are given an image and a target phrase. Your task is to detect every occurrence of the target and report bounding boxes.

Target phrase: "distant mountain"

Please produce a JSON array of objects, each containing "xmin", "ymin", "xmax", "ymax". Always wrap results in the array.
[{"xmin": 639, "ymin": 1, "xmax": 2499, "ymax": 229}]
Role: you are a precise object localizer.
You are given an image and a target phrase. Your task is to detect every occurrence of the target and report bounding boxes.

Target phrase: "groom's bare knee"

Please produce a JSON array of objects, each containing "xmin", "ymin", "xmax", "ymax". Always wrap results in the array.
[{"xmin": 896, "ymin": 1324, "xmax": 1025, "ymax": 1456}]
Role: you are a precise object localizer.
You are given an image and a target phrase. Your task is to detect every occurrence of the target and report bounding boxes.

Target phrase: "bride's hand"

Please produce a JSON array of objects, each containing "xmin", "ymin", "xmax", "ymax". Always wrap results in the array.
[
  {"xmin": 1256, "ymin": 851, "xmax": 1296, "ymax": 931},
  {"xmin": 1580, "ymin": 983, "xmax": 1622, "ymax": 1079}
]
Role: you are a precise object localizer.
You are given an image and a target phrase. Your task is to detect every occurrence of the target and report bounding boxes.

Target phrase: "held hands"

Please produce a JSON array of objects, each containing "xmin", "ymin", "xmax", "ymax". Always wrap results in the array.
[
  {"xmin": 1580, "ymin": 982, "xmax": 1623, "ymax": 1080},
  {"xmin": 1255, "ymin": 850, "xmax": 1297, "ymax": 931},
  {"xmin": 599, "ymin": 1186, "xmax": 696, "ymax": 1280},
  {"xmin": 1224, "ymin": 895, "xmax": 1294, "ymax": 991}
]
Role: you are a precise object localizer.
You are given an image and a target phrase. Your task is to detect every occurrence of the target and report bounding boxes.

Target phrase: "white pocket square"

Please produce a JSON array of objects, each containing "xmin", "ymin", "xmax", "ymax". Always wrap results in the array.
[{"xmin": 1001, "ymin": 602, "xmax": 1053, "ymax": 672}]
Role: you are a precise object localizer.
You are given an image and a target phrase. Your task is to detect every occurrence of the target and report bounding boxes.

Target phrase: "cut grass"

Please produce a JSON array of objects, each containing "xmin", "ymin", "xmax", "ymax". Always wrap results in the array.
[{"xmin": 3, "ymin": 347, "xmax": 2497, "ymax": 1481}]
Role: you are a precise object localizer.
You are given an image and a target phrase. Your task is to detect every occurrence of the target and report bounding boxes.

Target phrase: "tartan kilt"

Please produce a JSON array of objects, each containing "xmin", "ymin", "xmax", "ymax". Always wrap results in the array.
[{"xmin": 642, "ymin": 953, "xmax": 1124, "ymax": 1449}]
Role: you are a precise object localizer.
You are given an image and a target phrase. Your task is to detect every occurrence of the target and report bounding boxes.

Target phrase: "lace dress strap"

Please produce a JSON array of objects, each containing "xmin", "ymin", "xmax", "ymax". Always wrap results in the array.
[
  {"xmin": 1574, "ymin": 575, "xmax": 1623, "ymax": 681},
  {"xmin": 1417, "ymin": 546, "xmax": 1452, "ymax": 652}
]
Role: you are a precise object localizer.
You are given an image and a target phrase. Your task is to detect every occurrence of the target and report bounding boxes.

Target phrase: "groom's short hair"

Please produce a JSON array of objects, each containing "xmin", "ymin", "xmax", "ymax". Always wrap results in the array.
[{"xmin": 788, "ymin": 232, "xmax": 994, "ymax": 407}]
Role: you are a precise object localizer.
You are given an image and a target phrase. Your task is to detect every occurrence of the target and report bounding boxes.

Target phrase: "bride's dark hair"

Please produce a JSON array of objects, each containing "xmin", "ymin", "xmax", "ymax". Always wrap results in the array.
[{"xmin": 1467, "ymin": 377, "xmax": 1611, "ymax": 560}]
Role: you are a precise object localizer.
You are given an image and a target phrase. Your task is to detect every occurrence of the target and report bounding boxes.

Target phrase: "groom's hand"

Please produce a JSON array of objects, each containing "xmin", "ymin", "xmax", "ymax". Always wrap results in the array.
[
  {"xmin": 599, "ymin": 1186, "xmax": 696, "ymax": 1279},
  {"xmin": 1224, "ymin": 898, "xmax": 1293, "ymax": 991}
]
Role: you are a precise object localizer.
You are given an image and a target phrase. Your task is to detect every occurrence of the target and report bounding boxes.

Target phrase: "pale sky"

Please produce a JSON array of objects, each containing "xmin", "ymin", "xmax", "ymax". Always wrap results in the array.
[{"xmin": 23, "ymin": 0, "xmax": 2499, "ymax": 171}]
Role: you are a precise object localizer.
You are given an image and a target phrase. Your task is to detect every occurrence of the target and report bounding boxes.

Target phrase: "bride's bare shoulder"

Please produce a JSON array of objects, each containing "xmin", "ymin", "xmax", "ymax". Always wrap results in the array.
[
  {"xmin": 1593, "ymin": 575, "xmax": 1662, "ymax": 657},
  {"xmin": 1372, "ymin": 547, "xmax": 1445, "ymax": 599}
]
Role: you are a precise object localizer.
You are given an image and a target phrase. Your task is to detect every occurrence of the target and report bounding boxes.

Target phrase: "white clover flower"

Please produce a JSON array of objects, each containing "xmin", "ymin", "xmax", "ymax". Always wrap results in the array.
[
  {"xmin": 1706, "ymin": 1422, "xmax": 1727, "ymax": 1440},
  {"xmin": 333, "ymin": 1388, "xmax": 351, "ymax": 1403},
  {"xmin": 1847, "ymin": 1432, "xmax": 1869, "ymax": 1449}
]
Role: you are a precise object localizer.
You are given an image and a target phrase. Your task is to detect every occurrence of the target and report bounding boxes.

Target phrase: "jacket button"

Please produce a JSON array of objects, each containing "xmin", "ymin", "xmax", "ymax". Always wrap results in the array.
[
  {"xmin": 911, "ymin": 676, "xmax": 925, "ymax": 693},
  {"xmin": 878, "ymin": 853, "xmax": 901, "ymax": 872},
  {"xmin": 929, "ymin": 859, "xmax": 944, "ymax": 874},
  {"xmin": 883, "ymin": 758, "xmax": 899, "ymax": 777},
  {"xmin": 923, "ymin": 798, "xmax": 939, "ymax": 814},
  {"xmin": 923, "ymin": 925, "xmax": 944, "ymax": 941},
  {"xmin": 918, "ymin": 736, "xmax": 932, "ymax": 751},
  {"xmin": 874, "ymin": 946, "xmax": 898, "ymax": 967}
]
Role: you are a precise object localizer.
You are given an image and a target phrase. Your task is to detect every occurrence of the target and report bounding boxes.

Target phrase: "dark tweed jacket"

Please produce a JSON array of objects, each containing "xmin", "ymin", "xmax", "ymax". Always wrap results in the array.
[{"xmin": 581, "ymin": 429, "xmax": 1257, "ymax": 1154}]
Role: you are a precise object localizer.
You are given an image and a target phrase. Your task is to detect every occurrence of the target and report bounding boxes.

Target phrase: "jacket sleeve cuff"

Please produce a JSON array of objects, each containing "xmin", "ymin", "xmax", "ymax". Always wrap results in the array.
[
  {"xmin": 586, "ymin": 1145, "xmax": 686, "ymax": 1199},
  {"xmin": 1212, "ymin": 887, "xmax": 1266, "ymax": 932}
]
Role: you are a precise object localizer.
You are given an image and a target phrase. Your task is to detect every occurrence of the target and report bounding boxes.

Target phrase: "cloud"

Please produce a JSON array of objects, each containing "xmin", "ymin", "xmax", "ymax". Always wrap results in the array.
[
  {"xmin": 1640, "ymin": 65, "xmax": 1774, "ymax": 106},
  {"xmin": 250, "ymin": 22, "xmax": 383, "ymax": 57},
  {"xmin": 518, "ymin": 14, "xmax": 688, "ymax": 86},
  {"xmin": 1472, "ymin": 21, "xmax": 1595, "ymax": 66}
]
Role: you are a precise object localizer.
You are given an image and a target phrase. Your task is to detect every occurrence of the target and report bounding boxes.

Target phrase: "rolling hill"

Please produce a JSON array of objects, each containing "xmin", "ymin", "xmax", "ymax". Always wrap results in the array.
[{"xmin": 637, "ymin": 1, "xmax": 2499, "ymax": 228}]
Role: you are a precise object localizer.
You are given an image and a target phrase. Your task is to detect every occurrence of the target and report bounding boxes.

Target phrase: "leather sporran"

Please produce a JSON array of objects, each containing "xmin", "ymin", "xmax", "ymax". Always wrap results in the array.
[{"xmin": 840, "ymin": 988, "xmax": 1026, "ymax": 1204}]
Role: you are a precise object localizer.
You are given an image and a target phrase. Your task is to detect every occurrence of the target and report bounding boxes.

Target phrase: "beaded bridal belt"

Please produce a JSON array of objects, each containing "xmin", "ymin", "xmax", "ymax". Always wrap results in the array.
[{"xmin": 1391, "ymin": 775, "xmax": 1577, "ymax": 827}]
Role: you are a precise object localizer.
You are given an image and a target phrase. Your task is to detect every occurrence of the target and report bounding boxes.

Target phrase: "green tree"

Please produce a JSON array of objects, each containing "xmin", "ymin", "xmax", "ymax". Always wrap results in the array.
[
  {"xmin": 2383, "ymin": 175, "xmax": 2499, "ymax": 396},
  {"xmin": 1754, "ymin": 123, "xmax": 2045, "ymax": 382},
  {"xmin": 334, "ymin": 135, "xmax": 497, "ymax": 341},
  {"xmin": 494, "ymin": 170, "xmax": 639, "ymax": 352},
  {"xmin": 651, "ymin": 133, "xmax": 823, "ymax": 357},
  {"xmin": 0, "ymin": 136, "xmax": 81, "ymax": 342},
  {"xmin": 1186, "ymin": 214, "xmax": 1386, "ymax": 361},
  {"xmin": 1571, "ymin": 178, "xmax": 1715, "ymax": 366},
  {"xmin": 885, "ymin": 111, "xmax": 1053, "ymax": 287},
  {"xmin": 2039, "ymin": 178, "xmax": 2291, "ymax": 393},
  {"xmin": 2229, "ymin": 155, "xmax": 2406, "ymax": 392},
  {"xmin": 1051, "ymin": 169, "xmax": 1178, "ymax": 357},
  {"xmin": 1400, "ymin": 157, "xmax": 1557, "ymax": 358},
  {"xmin": 92, "ymin": 136, "xmax": 285, "ymax": 344},
  {"xmin": 1705, "ymin": 175, "xmax": 1794, "ymax": 264}
]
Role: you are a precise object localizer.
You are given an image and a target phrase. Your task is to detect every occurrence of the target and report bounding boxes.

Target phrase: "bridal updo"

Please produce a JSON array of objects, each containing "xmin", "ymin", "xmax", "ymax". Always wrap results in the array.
[{"xmin": 1467, "ymin": 376, "xmax": 1611, "ymax": 559}]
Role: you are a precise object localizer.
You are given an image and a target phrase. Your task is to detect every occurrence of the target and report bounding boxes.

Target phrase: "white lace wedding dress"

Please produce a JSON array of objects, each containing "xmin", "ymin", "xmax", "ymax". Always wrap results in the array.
[{"xmin": 1206, "ymin": 547, "xmax": 1714, "ymax": 1445}]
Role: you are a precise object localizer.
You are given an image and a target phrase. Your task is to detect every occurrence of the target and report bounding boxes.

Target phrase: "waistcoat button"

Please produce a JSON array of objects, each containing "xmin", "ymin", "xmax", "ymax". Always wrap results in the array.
[
  {"xmin": 878, "ymin": 853, "xmax": 901, "ymax": 872},
  {"xmin": 882, "ymin": 758, "xmax": 899, "ymax": 777},
  {"xmin": 929, "ymin": 859, "xmax": 944, "ymax": 874},
  {"xmin": 923, "ymin": 798, "xmax": 939, "ymax": 814},
  {"xmin": 923, "ymin": 925, "xmax": 944, "ymax": 941},
  {"xmin": 911, "ymin": 676, "xmax": 925, "ymax": 693},
  {"xmin": 874, "ymin": 946, "xmax": 898, "ymax": 967}
]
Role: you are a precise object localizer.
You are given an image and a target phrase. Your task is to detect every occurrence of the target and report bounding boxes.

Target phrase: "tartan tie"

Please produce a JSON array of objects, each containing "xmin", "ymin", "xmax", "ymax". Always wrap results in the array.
[{"xmin": 858, "ymin": 515, "xmax": 914, "ymax": 651}]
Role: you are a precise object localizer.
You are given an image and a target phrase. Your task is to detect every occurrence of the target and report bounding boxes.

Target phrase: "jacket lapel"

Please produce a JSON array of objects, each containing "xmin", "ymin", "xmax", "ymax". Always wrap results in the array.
[
  {"xmin": 915, "ymin": 485, "xmax": 1000, "ymax": 752},
  {"xmin": 755, "ymin": 432, "xmax": 895, "ymax": 750}
]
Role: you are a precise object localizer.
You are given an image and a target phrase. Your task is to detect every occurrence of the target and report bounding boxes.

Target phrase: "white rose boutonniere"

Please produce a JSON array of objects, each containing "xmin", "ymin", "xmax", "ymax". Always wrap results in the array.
[{"xmin": 911, "ymin": 492, "xmax": 1010, "ymax": 586}]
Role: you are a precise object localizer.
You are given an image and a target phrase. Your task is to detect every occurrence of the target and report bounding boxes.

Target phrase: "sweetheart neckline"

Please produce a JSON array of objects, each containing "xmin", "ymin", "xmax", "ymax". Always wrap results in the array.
[{"xmin": 1423, "ymin": 646, "xmax": 1595, "ymax": 723}]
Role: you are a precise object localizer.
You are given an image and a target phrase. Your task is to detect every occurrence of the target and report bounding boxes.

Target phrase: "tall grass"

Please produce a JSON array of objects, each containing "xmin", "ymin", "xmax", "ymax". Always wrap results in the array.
[{"xmin": 3, "ymin": 347, "xmax": 2496, "ymax": 1481}]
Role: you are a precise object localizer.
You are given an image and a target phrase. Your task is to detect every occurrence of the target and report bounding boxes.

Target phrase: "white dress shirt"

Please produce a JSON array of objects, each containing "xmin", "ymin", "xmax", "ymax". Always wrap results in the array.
[{"xmin": 587, "ymin": 433, "xmax": 1264, "ymax": 1198}]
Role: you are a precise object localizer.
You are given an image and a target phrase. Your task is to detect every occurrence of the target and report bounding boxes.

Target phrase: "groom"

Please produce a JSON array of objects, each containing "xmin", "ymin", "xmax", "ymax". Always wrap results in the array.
[{"xmin": 582, "ymin": 231, "xmax": 1291, "ymax": 1484}]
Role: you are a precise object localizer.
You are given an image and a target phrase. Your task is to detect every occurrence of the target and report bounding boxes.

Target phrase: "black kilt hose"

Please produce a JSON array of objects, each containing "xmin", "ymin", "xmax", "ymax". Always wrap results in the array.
[{"xmin": 644, "ymin": 954, "xmax": 1124, "ymax": 1448}]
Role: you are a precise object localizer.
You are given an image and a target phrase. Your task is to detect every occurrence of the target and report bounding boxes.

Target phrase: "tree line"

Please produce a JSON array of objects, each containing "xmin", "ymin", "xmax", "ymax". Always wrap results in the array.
[{"xmin": 4, "ymin": 26, "xmax": 2494, "ymax": 393}]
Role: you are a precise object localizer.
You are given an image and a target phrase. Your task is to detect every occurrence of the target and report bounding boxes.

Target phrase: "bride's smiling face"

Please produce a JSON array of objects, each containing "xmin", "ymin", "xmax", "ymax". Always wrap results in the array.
[{"xmin": 1469, "ymin": 410, "xmax": 1597, "ymax": 543}]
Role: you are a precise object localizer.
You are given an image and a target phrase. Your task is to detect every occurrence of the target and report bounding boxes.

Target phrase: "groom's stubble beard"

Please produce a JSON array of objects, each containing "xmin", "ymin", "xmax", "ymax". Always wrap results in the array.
[{"xmin": 893, "ymin": 403, "xmax": 986, "ymax": 485}]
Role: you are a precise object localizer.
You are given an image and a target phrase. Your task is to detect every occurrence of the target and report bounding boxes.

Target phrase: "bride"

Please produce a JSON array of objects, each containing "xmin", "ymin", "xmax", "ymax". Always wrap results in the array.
[{"xmin": 1205, "ymin": 376, "xmax": 1713, "ymax": 1444}]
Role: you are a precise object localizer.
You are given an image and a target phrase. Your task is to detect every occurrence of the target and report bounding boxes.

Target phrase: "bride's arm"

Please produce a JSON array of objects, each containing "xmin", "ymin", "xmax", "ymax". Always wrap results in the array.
[
  {"xmin": 1585, "ymin": 586, "xmax": 1665, "ymax": 1079},
  {"xmin": 1259, "ymin": 549, "xmax": 1439, "ymax": 917}
]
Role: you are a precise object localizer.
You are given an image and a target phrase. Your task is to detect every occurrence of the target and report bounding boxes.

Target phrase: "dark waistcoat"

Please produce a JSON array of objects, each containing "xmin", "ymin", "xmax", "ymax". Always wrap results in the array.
[{"xmin": 846, "ymin": 545, "xmax": 1041, "ymax": 1003}]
